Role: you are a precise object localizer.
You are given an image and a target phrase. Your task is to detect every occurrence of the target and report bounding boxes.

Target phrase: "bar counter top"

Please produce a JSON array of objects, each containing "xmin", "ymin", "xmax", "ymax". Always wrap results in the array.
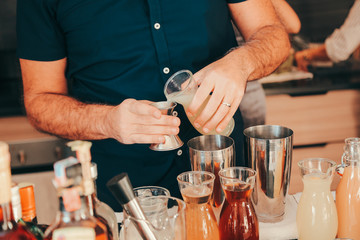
[{"xmin": 262, "ymin": 61, "xmax": 360, "ymax": 96}]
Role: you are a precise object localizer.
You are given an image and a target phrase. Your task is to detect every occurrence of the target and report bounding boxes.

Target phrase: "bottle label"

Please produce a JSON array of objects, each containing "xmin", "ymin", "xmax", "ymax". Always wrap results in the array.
[{"xmin": 53, "ymin": 227, "xmax": 95, "ymax": 240}]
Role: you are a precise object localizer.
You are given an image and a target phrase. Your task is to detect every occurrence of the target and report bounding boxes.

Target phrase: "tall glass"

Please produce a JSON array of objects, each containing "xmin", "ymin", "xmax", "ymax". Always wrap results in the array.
[
  {"xmin": 177, "ymin": 171, "xmax": 219, "ymax": 240},
  {"xmin": 122, "ymin": 196, "xmax": 186, "ymax": 240},
  {"xmin": 219, "ymin": 167, "xmax": 259, "ymax": 240},
  {"xmin": 296, "ymin": 158, "xmax": 338, "ymax": 240},
  {"xmin": 336, "ymin": 137, "xmax": 360, "ymax": 239},
  {"xmin": 164, "ymin": 69, "xmax": 234, "ymax": 136}
]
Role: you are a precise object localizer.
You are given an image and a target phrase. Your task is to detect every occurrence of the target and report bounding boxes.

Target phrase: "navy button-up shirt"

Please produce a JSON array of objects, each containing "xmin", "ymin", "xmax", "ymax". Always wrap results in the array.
[{"xmin": 17, "ymin": 0, "xmax": 245, "ymax": 210}]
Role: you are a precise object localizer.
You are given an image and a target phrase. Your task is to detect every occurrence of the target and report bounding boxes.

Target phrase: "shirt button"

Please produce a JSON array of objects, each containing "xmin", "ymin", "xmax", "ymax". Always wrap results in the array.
[
  {"xmin": 177, "ymin": 149, "xmax": 183, "ymax": 156},
  {"xmin": 154, "ymin": 23, "xmax": 161, "ymax": 30},
  {"xmin": 163, "ymin": 67, "xmax": 170, "ymax": 74}
]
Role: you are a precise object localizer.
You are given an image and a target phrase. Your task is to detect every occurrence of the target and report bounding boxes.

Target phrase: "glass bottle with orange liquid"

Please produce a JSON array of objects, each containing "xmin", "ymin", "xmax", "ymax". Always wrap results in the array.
[
  {"xmin": 177, "ymin": 171, "xmax": 219, "ymax": 240},
  {"xmin": 218, "ymin": 167, "xmax": 259, "ymax": 240},
  {"xmin": 336, "ymin": 137, "xmax": 360, "ymax": 240},
  {"xmin": 43, "ymin": 157, "xmax": 109, "ymax": 240},
  {"xmin": 0, "ymin": 141, "xmax": 37, "ymax": 240}
]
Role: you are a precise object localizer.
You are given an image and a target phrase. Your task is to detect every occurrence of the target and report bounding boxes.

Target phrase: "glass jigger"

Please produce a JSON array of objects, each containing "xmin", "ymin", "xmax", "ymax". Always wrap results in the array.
[
  {"xmin": 218, "ymin": 167, "xmax": 259, "ymax": 240},
  {"xmin": 296, "ymin": 158, "xmax": 338, "ymax": 240},
  {"xmin": 177, "ymin": 171, "xmax": 219, "ymax": 240},
  {"xmin": 122, "ymin": 196, "xmax": 186, "ymax": 240},
  {"xmin": 164, "ymin": 69, "xmax": 234, "ymax": 136},
  {"xmin": 149, "ymin": 101, "xmax": 183, "ymax": 151}
]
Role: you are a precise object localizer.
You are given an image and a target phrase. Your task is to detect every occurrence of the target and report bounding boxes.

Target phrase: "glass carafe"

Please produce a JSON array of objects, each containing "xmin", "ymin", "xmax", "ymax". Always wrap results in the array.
[
  {"xmin": 218, "ymin": 167, "xmax": 258, "ymax": 240},
  {"xmin": 122, "ymin": 196, "xmax": 186, "ymax": 240},
  {"xmin": 164, "ymin": 69, "xmax": 234, "ymax": 136},
  {"xmin": 177, "ymin": 171, "xmax": 219, "ymax": 240},
  {"xmin": 336, "ymin": 137, "xmax": 360, "ymax": 240},
  {"xmin": 296, "ymin": 158, "xmax": 338, "ymax": 240}
]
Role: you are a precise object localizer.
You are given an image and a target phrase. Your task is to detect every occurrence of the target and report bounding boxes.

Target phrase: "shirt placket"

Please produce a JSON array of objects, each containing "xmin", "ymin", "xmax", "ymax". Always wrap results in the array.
[{"xmin": 147, "ymin": 0, "xmax": 171, "ymax": 81}]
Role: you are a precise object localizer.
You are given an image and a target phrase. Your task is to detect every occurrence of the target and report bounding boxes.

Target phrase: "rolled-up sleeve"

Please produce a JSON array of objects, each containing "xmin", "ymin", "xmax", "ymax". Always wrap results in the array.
[
  {"xmin": 16, "ymin": 0, "xmax": 66, "ymax": 61},
  {"xmin": 325, "ymin": 0, "xmax": 360, "ymax": 62}
]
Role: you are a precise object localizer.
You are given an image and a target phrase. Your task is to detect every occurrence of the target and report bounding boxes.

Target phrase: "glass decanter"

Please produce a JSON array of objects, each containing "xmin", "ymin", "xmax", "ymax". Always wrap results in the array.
[
  {"xmin": 177, "ymin": 171, "xmax": 219, "ymax": 240},
  {"xmin": 218, "ymin": 167, "xmax": 258, "ymax": 240}
]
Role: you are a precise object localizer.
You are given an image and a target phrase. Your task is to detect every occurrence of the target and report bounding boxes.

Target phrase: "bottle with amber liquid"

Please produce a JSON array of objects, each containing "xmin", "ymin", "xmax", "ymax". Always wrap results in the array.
[
  {"xmin": 67, "ymin": 141, "xmax": 117, "ymax": 240},
  {"xmin": 177, "ymin": 171, "xmax": 219, "ymax": 240},
  {"xmin": 43, "ymin": 157, "xmax": 109, "ymax": 240},
  {"xmin": 0, "ymin": 141, "xmax": 37, "ymax": 240},
  {"xmin": 218, "ymin": 167, "xmax": 259, "ymax": 240}
]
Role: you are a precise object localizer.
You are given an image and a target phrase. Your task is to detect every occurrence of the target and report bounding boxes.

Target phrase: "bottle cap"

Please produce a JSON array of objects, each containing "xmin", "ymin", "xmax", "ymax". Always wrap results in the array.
[
  {"xmin": 0, "ymin": 141, "xmax": 11, "ymax": 204},
  {"xmin": 18, "ymin": 182, "xmax": 37, "ymax": 222}
]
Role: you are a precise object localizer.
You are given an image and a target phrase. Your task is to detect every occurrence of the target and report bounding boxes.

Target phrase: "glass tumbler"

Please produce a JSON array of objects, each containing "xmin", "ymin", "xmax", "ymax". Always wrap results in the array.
[{"xmin": 164, "ymin": 69, "xmax": 234, "ymax": 136}]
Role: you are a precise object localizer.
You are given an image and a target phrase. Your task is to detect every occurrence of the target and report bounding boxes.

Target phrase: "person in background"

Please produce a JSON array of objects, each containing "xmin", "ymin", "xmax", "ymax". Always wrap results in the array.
[
  {"xmin": 16, "ymin": 0, "xmax": 290, "ymax": 211},
  {"xmin": 295, "ymin": 0, "xmax": 360, "ymax": 71},
  {"xmin": 238, "ymin": 0, "xmax": 301, "ymax": 128}
]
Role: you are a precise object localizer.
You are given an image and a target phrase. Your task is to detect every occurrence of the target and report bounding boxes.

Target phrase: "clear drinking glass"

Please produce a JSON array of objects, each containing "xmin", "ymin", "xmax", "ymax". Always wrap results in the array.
[
  {"xmin": 177, "ymin": 171, "xmax": 219, "ymax": 240},
  {"xmin": 122, "ymin": 196, "xmax": 186, "ymax": 240},
  {"xmin": 296, "ymin": 158, "xmax": 338, "ymax": 240},
  {"xmin": 164, "ymin": 69, "xmax": 234, "ymax": 136},
  {"xmin": 218, "ymin": 167, "xmax": 259, "ymax": 240}
]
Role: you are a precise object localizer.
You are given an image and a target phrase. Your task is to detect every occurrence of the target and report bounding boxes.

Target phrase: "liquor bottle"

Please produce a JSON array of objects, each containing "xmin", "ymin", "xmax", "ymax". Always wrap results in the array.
[
  {"xmin": 67, "ymin": 141, "xmax": 116, "ymax": 240},
  {"xmin": 43, "ymin": 157, "xmax": 109, "ymax": 240},
  {"xmin": 0, "ymin": 141, "xmax": 37, "ymax": 240}
]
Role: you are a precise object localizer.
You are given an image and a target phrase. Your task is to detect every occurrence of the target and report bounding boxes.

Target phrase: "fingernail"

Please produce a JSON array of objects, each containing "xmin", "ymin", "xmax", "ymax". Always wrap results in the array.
[
  {"xmin": 216, "ymin": 127, "xmax": 222, "ymax": 133},
  {"xmin": 173, "ymin": 119, "xmax": 179, "ymax": 125},
  {"xmin": 203, "ymin": 128, "xmax": 209, "ymax": 133},
  {"xmin": 172, "ymin": 128, "xmax": 178, "ymax": 134},
  {"xmin": 194, "ymin": 122, "xmax": 200, "ymax": 128}
]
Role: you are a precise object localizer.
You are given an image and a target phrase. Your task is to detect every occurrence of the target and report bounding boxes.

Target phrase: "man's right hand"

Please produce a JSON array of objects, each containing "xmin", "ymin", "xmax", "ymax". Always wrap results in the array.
[{"xmin": 105, "ymin": 99, "xmax": 180, "ymax": 144}]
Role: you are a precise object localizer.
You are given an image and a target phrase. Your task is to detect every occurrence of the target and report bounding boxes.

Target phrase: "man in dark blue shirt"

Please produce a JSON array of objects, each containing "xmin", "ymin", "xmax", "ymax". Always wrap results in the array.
[{"xmin": 17, "ymin": 0, "xmax": 290, "ymax": 210}]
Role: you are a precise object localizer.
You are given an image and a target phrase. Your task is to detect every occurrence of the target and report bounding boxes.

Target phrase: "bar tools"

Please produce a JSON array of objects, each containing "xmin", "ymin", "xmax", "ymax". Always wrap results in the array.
[{"xmin": 149, "ymin": 101, "xmax": 183, "ymax": 151}]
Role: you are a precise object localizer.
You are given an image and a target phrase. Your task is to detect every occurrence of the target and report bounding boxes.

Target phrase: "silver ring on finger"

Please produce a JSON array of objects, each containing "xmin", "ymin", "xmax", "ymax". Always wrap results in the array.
[{"xmin": 222, "ymin": 102, "xmax": 231, "ymax": 108}]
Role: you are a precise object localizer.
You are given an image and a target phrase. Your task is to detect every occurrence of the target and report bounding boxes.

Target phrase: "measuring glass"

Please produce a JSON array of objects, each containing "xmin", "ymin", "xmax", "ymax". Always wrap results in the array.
[{"xmin": 164, "ymin": 69, "xmax": 234, "ymax": 136}]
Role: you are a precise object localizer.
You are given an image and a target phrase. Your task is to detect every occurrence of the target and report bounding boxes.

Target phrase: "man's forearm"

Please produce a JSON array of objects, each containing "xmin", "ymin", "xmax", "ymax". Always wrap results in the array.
[
  {"xmin": 25, "ymin": 93, "xmax": 113, "ymax": 140},
  {"xmin": 232, "ymin": 24, "xmax": 290, "ymax": 81}
]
